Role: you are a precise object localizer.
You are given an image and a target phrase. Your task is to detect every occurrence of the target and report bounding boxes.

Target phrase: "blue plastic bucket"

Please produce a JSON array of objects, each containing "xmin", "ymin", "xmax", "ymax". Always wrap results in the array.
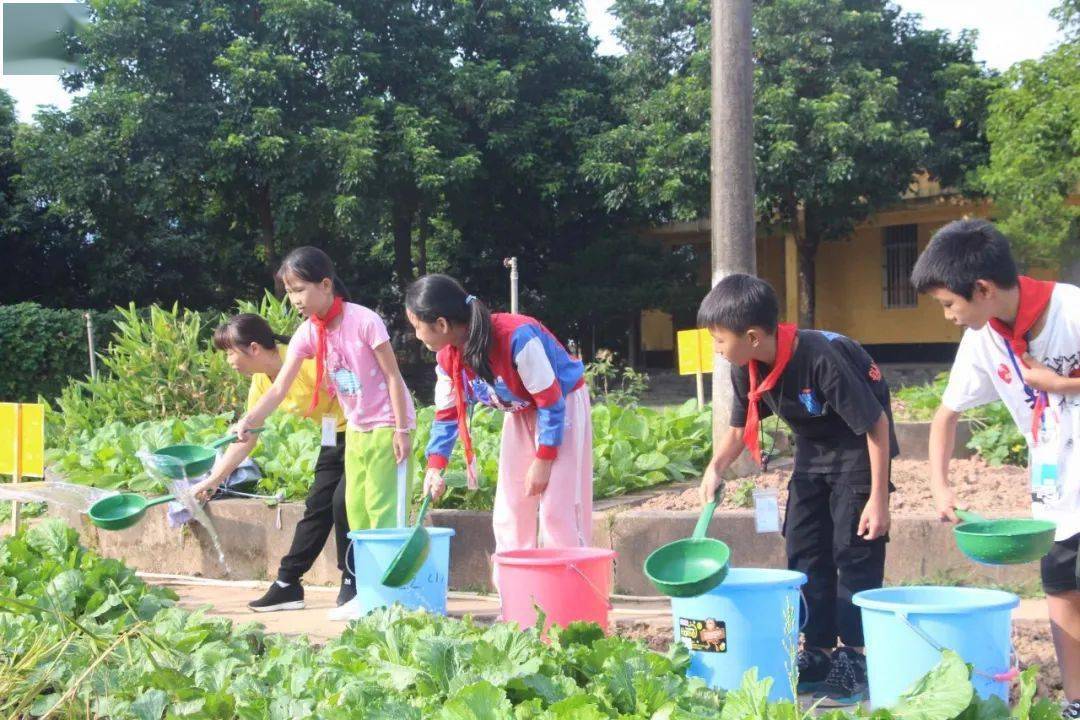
[
  {"xmin": 347, "ymin": 527, "xmax": 455, "ymax": 615},
  {"xmin": 670, "ymin": 568, "xmax": 807, "ymax": 702},
  {"xmin": 853, "ymin": 586, "xmax": 1018, "ymax": 708}
]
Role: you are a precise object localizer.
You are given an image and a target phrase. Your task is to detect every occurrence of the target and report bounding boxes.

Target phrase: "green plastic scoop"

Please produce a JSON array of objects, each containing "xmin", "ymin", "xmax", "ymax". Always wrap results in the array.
[
  {"xmin": 145, "ymin": 428, "xmax": 263, "ymax": 479},
  {"xmin": 381, "ymin": 494, "xmax": 433, "ymax": 588},
  {"xmin": 644, "ymin": 500, "xmax": 731, "ymax": 597},
  {"xmin": 88, "ymin": 493, "xmax": 174, "ymax": 531},
  {"xmin": 953, "ymin": 509, "xmax": 1056, "ymax": 565}
]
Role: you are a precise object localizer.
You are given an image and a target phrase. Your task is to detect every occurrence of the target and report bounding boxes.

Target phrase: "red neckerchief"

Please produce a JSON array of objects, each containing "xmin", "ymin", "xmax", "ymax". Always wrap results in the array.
[
  {"xmin": 989, "ymin": 276, "xmax": 1055, "ymax": 442},
  {"xmin": 449, "ymin": 346, "xmax": 479, "ymax": 488},
  {"xmin": 307, "ymin": 296, "xmax": 343, "ymax": 414},
  {"xmin": 743, "ymin": 323, "xmax": 798, "ymax": 466}
]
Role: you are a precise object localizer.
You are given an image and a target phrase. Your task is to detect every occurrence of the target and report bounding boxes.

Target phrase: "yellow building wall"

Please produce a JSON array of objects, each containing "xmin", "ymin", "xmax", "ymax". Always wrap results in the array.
[
  {"xmin": 814, "ymin": 222, "xmax": 963, "ymax": 345},
  {"xmin": 638, "ymin": 195, "xmax": 1064, "ymax": 352}
]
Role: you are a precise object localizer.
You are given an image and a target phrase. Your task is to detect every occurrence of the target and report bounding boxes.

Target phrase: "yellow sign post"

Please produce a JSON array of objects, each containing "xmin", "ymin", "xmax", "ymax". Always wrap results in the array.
[
  {"xmin": 0, "ymin": 403, "xmax": 45, "ymax": 534},
  {"xmin": 677, "ymin": 328, "xmax": 714, "ymax": 408}
]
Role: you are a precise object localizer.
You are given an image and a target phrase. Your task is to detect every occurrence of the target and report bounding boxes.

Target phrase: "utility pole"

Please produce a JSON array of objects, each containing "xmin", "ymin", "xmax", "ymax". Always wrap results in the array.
[{"xmin": 710, "ymin": 0, "xmax": 757, "ymax": 445}]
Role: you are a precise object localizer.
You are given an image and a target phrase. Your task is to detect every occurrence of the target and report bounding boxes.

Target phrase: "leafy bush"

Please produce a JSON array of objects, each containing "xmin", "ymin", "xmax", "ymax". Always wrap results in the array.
[
  {"xmin": 968, "ymin": 402, "xmax": 1028, "ymax": 467},
  {"xmin": 415, "ymin": 399, "xmax": 713, "ymax": 509},
  {"xmin": 46, "ymin": 412, "xmax": 319, "ymax": 496},
  {"xmin": 892, "ymin": 373, "xmax": 1028, "ymax": 467},
  {"xmin": 0, "ymin": 519, "xmax": 176, "ymax": 623},
  {"xmin": 0, "ymin": 521, "xmax": 1062, "ymax": 718},
  {"xmin": 892, "ymin": 372, "xmax": 950, "ymax": 422},
  {"xmin": 0, "ymin": 303, "xmax": 119, "ymax": 402},
  {"xmin": 585, "ymin": 349, "xmax": 650, "ymax": 405},
  {"xmin": 52, "ymin": 304, "xmax": 243, "ymax": 434},
  {"xmin": 46, "ymin": 400, "xmax": 713, "ymax": 506},
  {"xmin": 234, "ymin": 290, "xmax": 303, "ymax": 336},
  {"xmin": 50, "ymin": 293, "xmax": 301, "ymax": 435}
]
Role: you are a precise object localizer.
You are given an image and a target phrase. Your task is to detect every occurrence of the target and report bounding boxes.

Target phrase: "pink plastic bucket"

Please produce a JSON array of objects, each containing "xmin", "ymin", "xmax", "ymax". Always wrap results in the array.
[{"xmin": 494, "ymin": 547, "xmax": 617, "ymax": 633}]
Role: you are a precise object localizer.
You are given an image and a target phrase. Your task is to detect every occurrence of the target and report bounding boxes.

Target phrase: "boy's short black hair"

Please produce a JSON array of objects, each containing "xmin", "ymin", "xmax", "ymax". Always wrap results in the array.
[
  {"xmin": 697, "ymin": 274, "xmax": 779, "ymax": 334},
  {"xmin": 910, "ymin": 219, "xmax": 1019, "ymax": 299}
]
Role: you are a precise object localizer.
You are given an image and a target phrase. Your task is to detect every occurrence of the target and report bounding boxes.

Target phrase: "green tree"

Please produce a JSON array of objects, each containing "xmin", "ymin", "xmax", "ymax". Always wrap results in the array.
[
  {"xmin": 542, "ymin": 235, "xmax": 699, "ymax": 361},
  {"xmin": 585, "ymin": 0, "xmax": 995, "ymax": 326},
  {"xmin": 978, "ymin": 40, "xmax": 1079, "ymax": 273},
  {"xmin": 11, "ymin": 0, "xmax": 617, "ymax": 322}
]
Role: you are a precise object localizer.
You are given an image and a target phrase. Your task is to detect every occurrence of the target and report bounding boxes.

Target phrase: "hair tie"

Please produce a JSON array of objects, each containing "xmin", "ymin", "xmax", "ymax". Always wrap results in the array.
[{"xmin": 465, "ymin": 295, "xmax": 477, "ymax": 305}]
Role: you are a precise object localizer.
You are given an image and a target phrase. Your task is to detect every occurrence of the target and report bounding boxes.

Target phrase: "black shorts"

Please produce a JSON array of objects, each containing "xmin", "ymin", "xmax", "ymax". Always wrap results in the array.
[{"xmin": 1041, "ymin": 532, "xmax": 1080, "ymax": 595}]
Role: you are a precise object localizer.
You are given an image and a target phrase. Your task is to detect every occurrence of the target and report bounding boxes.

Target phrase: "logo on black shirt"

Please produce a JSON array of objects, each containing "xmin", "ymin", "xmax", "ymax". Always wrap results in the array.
[
  {"xmin": 868, "ymin": 363, "xmax": 882, "ymax": 383},
  {"xmin": 799, "ymin": 388, "xmax": 823, "ymax": 415}
]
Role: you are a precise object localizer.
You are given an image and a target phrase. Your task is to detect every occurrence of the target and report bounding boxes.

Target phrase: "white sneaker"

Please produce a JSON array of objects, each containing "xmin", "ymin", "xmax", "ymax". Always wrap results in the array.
[{"xmin": 327, "ymin": 596, "xmax": 364, "ymax": 622}]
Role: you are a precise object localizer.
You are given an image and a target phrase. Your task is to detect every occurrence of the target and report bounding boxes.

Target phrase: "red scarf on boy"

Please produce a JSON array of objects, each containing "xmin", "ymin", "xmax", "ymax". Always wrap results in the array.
[
  {"xmin": 307, "ymin": 296, "xmax": 344, "ymax": 414},
  {"xmin": 988, "ymin": 276, "xmax": 1055, "ymax": 441},
  {"xmin": 743, "ymin": 323, "xmax": 798, "ymax": 465}
]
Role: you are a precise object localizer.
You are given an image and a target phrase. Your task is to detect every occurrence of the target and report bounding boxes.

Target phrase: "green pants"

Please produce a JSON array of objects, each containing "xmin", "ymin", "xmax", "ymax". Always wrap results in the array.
[{"xmin": 344, "ymin": 427, "xmax": 414, "ymax": 530}]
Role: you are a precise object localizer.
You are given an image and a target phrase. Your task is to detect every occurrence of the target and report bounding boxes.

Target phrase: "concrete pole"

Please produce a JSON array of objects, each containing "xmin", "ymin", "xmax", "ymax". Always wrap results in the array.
[{"xmin": 710, "ymin": 0, "xmax": 757, "ymax": 446}]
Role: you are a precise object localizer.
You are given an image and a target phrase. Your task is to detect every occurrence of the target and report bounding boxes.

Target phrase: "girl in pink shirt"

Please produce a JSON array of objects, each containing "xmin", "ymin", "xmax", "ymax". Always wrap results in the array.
[{"xmin": 236, "ymin": 248, "xmax": 416, "ymax": 618}]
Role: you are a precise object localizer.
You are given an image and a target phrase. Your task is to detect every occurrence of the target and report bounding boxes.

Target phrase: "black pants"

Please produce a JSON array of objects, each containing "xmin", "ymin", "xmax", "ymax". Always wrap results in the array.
[
  {"xmin": 783, "ymin": 471, "xmax": 888, "ymax": 649},
  {"xmin": 276, "ymin": 437, "xmax": 349, "ymax": 584}
]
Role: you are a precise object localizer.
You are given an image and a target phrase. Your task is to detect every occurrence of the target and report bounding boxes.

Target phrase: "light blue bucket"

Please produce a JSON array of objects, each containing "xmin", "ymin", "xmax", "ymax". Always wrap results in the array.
[
  {"xmin": 670, "ymin": 568, "xmax": 807, "ymax": 703},
  {"xmin": 347, "ymin": 527, "xmax": 455, "ymax": 615},
  {"xmin": 853, "ymin": 586, "xmax": 1019, "ymax": 708}
]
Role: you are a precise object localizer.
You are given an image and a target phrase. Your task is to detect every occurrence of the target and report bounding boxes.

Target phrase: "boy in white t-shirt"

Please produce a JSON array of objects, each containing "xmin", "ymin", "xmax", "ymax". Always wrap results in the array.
[{"xmin": 912, "ymin": 219, "xmax": 1080, "ymax": 717}]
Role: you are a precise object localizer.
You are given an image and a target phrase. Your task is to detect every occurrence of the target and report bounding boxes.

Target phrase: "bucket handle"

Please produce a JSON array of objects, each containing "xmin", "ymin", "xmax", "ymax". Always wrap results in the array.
[
  {"xmin": 895, "ymin": 610, "xmax": 1018, "ymax": 683},
  {"xmin": 568, "ymin": 563, "xmax": 613, "ymax": 610},
  {"xmin": 345, "ymin": 545, "xmax": 356, "ymax": 579},
  {"xmin": 798, "ymin": 588, "xmax": 809, "ymax": 632}
]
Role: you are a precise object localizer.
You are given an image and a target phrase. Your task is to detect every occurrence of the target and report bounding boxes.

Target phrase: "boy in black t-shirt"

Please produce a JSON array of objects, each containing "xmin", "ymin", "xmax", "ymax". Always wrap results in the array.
[{"xmin": 697, "ymin": 275, "xmax": 898, "ymax": 704}]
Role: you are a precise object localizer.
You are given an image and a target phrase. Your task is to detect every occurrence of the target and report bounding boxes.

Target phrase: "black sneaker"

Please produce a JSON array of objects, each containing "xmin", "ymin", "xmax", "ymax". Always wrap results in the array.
[
  {"xmin": 337, "ymin": 575, "xmax": 356, "ymax": 607},
  {"xmin": 814, "ymin": 646, "xmax": 868, "ymax": 706},
  {"xmin": 1063, "ymin": 700, "xmax": 1080, "ymax": 719},
  {"xmin": 796, "ymin": 647, "xmax": 832, "ymax": 694},
  {"xmin": 248, "ymin": 582, "xmax": 305, "ymax": 612}
]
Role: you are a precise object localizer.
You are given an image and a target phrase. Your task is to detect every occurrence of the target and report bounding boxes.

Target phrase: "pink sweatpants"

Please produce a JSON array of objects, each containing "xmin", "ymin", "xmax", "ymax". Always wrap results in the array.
[{"xmin": 492, "ymin": 387, "xmax": 593, "ymax": 560}]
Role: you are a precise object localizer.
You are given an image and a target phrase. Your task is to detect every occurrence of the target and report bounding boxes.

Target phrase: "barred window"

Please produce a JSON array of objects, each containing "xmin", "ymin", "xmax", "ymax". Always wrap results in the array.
[{"xmin": 882, "ymin": 225, "xmax": 918, "ymax": 309}]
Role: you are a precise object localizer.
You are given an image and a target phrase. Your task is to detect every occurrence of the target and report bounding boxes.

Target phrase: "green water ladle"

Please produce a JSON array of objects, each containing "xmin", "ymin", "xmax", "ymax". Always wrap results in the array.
[
  {"xmin": 88, "ymin": 493, "xmax": 175, "ymax": 531},
  {"xmin": 381, "ymin": 493, "xmax": 433, "ymax": 588},
  {"xmin": 644, "ymin": 500, "xmax": 731, "ymax": 597},
  {"xmin": 144, "ymin": 428, "xmax": 264, "ymax": 480},
  {"xmin": 953, "ymin": 508, "xmax": 1056, "ymax": 565}
]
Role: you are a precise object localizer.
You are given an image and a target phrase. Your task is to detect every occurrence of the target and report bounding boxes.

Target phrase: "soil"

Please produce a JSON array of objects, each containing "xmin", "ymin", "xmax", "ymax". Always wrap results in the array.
[
  {"xmin": 613, "ymin": 618, "xmax": 1064, "ymax": 702},
  {"xmin": 637, "ymin": 458, "xmax": 1030, "ymax": 517}
]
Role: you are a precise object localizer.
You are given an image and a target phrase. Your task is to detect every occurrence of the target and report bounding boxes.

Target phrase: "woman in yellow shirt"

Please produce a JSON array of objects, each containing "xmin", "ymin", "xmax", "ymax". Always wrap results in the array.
[{"xmin": 193, "ymin": 314, "xmax": 351, "ymax": 612}]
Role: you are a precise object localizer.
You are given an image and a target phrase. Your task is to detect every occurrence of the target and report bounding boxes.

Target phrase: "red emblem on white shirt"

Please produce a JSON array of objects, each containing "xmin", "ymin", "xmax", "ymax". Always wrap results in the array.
[{"xmin": 997, "ymin": 363, "xmax": 1013, "ymax": 383}]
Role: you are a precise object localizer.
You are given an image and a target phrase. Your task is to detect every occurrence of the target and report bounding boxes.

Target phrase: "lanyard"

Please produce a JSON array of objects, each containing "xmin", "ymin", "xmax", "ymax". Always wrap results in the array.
[{"xmin": 1003, "ymin": 341, "xmax": 1051, "ymax": 443}]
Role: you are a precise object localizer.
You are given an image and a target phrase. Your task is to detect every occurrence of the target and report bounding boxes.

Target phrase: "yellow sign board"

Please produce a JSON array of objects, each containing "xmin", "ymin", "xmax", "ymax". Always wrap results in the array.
[
  {"xmin": 677, "ymin": 328, "xmax": 715, "ymax": 376},
  {"xmin": 0, "ymin": 403, "xmax": 45, "ymax": 477}
]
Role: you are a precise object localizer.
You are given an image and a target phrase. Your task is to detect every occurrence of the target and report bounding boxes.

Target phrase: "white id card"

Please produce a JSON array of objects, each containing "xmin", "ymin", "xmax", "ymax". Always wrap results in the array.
[
  {"xmin": 753, "ymin": 488, "xmax": 781, "ymax": 534},
  {"xmin": 321, "ymin": 416, "xmax": 338, "ymax": 447}
]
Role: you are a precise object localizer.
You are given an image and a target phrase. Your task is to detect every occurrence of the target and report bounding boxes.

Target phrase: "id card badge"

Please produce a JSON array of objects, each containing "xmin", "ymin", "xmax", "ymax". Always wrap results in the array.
[
  {"xmin": 321, "ymin": 416, "xmax": 338, "ymax": 447},
  {"xmin": 753, "ymin": 488, "xmax": 780, "ymax": 534},
  {"xmin": 1030, "ymin": 421, "xmax": 1060, "ymax": 505}
]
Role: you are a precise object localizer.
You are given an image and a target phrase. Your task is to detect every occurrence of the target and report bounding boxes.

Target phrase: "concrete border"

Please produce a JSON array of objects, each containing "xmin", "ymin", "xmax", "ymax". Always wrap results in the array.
[
  {"xmin": 51, "ymin": 494, "xmax": 1037, "ymax": 595},
  {"xmin": 894, "ymin": 420, "xmax": 974, "ymax": 460}
]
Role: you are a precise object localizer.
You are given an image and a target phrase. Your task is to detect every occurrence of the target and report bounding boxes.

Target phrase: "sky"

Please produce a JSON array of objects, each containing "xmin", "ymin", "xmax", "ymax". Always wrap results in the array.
[{"xmin": 0, "ymin": 0, "xmax": 1068, "ymax": 123}]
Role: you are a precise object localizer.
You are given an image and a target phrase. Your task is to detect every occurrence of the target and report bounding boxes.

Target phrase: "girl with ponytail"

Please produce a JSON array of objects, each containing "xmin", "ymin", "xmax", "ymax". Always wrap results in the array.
[
  {"xmin": 235, "ymin": 247, "xmax": 417, "ymax": 621},
  {"xmin": 194, "ymin": 313, "xmax": 354, "ymax": 613},
  {"xmin": 404, "ymin": 274, "xmax": 593, "ymax": 573}
]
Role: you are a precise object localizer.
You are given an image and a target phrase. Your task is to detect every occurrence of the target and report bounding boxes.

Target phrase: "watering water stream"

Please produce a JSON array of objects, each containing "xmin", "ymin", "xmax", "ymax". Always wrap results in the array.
[
  {"xmin": 137, "ymin": 451, "xmax": 231, "ymax": 574},
  {"xmin": 0, "ymin": 469, "xmax": 118, "ymax": 511}
]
